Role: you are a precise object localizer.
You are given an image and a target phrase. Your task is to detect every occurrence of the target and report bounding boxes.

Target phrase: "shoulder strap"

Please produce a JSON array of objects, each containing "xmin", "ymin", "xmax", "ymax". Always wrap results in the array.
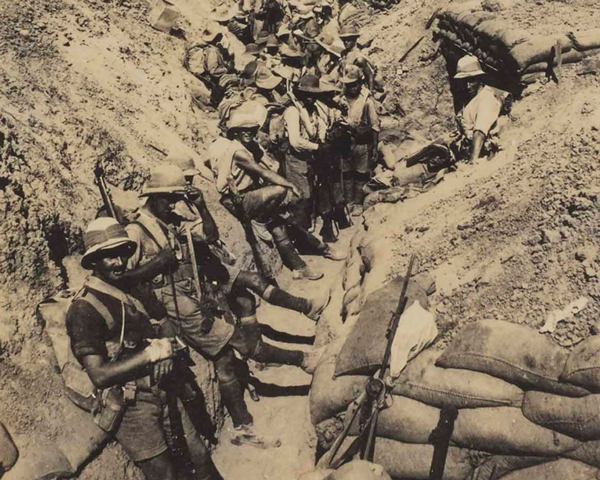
[
  {"xmin": 79, "ymin": 290, "xmax": 117, "ymax": 332},
  {"xmin": 130, "ymin": 220, "xmax": 163, "ymax": 250}
]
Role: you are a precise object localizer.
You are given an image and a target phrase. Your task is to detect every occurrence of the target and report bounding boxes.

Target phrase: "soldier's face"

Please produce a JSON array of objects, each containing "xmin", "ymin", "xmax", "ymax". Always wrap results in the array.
[
  {"xmin": 465, "ymin": 77, "xmax": 482, "ymax": 98},
  {"xmin": 94, "ymin": 247, "xmax": 131, "ymax": 283},
  {"xmin": 345, "ymin": 81, "xmax": 361, "ymax": 98},
  {"xmin": 342, "ymin": 37, "xmax": 356, "ymax": 50},
  {"xmin": 151, "ymin": 194, "xmax": 180, "ymax": 223},
  {"xmin": 234, "ymin": 127, "xmax": 259, "ymax": 147}
]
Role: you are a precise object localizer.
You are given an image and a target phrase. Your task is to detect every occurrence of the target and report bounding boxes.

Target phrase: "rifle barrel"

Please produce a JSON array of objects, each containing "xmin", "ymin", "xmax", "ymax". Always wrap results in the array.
[{"xmin": 378, "ymin": 254, "xmax": 416, "ymax": 380}]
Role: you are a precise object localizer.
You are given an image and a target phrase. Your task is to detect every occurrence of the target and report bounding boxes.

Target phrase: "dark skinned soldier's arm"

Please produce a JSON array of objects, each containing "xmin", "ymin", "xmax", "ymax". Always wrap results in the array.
[
  {"xmin": 81, "ymin": 339, "xmax": 175, "ymax": 389},
  {"xmin": 123, "ymin": 248, "xmax": 178, "ymax": 283},
  {"xmin": 186, "ymin": 187, "xmax": 220, "ymax": 244},
  {"xmin": 233, "ymin": 149, "xmax": 301, "ymax": 197}
]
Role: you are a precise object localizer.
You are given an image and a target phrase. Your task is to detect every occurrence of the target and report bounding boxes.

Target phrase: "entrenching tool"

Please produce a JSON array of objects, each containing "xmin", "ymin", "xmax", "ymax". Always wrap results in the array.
[{"xmin": 326, "ymin": 255, "xmax": 417, "ymax": 469}]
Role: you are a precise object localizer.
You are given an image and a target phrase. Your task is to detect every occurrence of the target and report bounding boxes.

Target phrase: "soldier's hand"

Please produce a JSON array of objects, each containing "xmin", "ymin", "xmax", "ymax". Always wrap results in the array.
[
  {"xmin": 186, "ymin": 185, "xmax": 206, "ymax": 207},
  {"xmin": 288, "ymin": 184, "xmax": 302, "ymax": 198},
  {"xmin": 155, "ymin": 248, "xmax": 178, "ymax": 271},
  {"xmin": 144, "ymin": 338, "xmax": 174, "ymax": 363},
  {"xmin": 153, "ymin": 359, "xmax": 174, "ymax": 384}
]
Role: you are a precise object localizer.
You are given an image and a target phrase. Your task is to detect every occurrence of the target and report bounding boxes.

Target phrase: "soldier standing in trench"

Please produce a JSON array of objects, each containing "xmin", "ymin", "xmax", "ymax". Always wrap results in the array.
[
  {"xmin": 123, "ymin": 164, "xmax": 327, "ymax": 450},
  {"xmin": 66, "ymin": 217, "xmax": 224, "ymax": 480}
]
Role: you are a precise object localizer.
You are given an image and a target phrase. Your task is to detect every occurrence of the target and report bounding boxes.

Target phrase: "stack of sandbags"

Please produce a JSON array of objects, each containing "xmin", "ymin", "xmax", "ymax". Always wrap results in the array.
[
  {"xmin": 312, "ymin": 320, "xmax": 600, "ymax": 479},
  {"xmin": 434, "ymin": 8, "xmax": 600, "ymax": 79}
]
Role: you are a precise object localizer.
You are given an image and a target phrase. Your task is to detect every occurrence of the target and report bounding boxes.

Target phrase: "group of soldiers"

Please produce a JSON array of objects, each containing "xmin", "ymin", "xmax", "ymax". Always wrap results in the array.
[
  {"xmin": 63, "ymin": 1, "xmax": 515, "ymax": 478},
  {"xmin": 187, "ymin": 0, "xmax": 385, "ymax": 247}
]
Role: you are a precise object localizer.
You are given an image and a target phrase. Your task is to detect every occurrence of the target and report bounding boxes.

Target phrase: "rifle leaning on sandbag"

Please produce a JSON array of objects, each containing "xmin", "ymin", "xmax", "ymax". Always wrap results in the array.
[
  {"xmin": 226, "ymin": 178, "xmax": 279, "ymax": 287},
  {"xmin": 326, "ymin": 254, "xmax": 416, "ymax": 469}
]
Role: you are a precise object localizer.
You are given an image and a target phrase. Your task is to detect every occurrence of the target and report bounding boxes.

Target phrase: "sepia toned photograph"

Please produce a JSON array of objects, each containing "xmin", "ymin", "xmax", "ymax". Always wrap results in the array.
[{"xmin": 1, "ymin": 0, "xmax": 599, "ymax": 478}]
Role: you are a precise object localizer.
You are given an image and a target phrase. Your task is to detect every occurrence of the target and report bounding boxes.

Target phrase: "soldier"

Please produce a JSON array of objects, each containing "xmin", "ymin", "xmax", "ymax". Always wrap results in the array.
[
  {"xmin": 67, "ymin": 217, "xmax": 224, "ymax": 480},
  {"xmin": 339, "ymin": 23, "xmax": 379, "ymax": 95},
  {"xmin": 453, "ymin": 55, "xmax": 511, "ymax": 163},
  {"xmin": 124, "ymin": 165, "xmax": 326, "ymax": 449},
  {"xmin": 283, "ymin": 74, "xmax": 335, "ymax": 231},
  {"xmin": 339, "ymin": 64, "xmax": 380, "ymax": 216},
  {"xmin": 200, "ymin": 22, "xmax": 238, "ymax": 106},
  {"xmin": 208, "ymin": 100, "xmax": 345, "ymax": 279}
]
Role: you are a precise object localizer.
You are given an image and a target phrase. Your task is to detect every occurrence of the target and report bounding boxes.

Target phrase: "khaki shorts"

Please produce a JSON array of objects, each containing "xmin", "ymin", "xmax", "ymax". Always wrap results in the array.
[{"xmin": 156, "ymin": 280, "xmax": 235, "ymax": 358}]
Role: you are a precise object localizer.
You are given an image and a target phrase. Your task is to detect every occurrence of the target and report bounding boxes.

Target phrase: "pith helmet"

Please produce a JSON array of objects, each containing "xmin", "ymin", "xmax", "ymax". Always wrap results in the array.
[
  {"xmin": 255, "ymin": 65, "xmax": 283, "ymax": 90},
  {"xmin": 167, "ymin": 151, "xmax": 200, "ymax": 177},
  {"xmin": 296, "ymin": 74, "xmax": 337, "ymax": 93},
  {"xmin": 140, "ymin": 164, "xmax": 188, "ymax": 197},
  {"xmin": 266, "ymin": 34, "xmax": 279, "ymax": 48},
  {"xmin": 256, "ymin": 30, "xmax": 271, "ymax": 45},
  {"xmin": 315, "ymin": 31, "xmax": 343, "ymax": 57},
  {"xmin": 202, "ymin": 22, "xmax": 223, "ymax": 43},
  {"xmin": 454, "ymin": 55, "xmax": 485, "ymax": 79},
  {"xmin": 339, "ymin": 23, "xmax": 360, "ymax": 38},
  {"xmin": 81, "ymin": 217, "xmax": 136, "ymax": 269},
  {"xmin": 340, "ymin": 64, "xmax": 362, "ymax": 84},
  {"xmin": 227, "ymin": 101, "xmax": 268, "ymax": 131}
]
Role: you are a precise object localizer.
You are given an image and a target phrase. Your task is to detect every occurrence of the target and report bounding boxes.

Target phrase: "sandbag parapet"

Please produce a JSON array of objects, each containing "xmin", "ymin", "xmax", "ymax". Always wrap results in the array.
[{"xmin": 434, "ymin": 7, "xmax": 600, "ymax": 85}]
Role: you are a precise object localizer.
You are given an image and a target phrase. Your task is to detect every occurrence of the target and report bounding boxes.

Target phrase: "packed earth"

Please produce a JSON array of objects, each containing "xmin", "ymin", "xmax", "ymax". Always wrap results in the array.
[{"xmin": 1, "ymin": 0, "xmax": 600, "ymax": 479}]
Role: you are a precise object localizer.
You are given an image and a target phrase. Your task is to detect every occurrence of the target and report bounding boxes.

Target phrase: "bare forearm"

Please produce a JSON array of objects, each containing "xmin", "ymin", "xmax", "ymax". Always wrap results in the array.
[
  {"xmin": 469, "ymin": 130, "xmax": 486, "ymax": 162},
  {"xmin": 196, "ymin": 202, "xmax": 220, "ymax": 243},
  {"xmin": 86, "ymin": 351, "xmax": 152, "ymax": 389}
]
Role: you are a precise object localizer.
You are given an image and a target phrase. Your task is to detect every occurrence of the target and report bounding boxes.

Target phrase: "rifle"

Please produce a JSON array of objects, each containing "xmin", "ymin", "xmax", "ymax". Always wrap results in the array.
[
  {"xmin": 227, "ymin": 178, "xmax": 279, "ymax": 287},
  {"xmin": 94, "ymin": 162, "xmax": 123, "ymax": 224},
  {"xmin": 327, "ymin": 255, "xmax": 416, "ymax": 468}
]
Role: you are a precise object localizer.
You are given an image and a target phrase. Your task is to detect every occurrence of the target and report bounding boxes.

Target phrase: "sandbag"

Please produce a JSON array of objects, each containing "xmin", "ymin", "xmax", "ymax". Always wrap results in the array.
[
  {"xmin": 3, "ymin": 439, "xmax": 74, "ymax": 480},
  {"xmin": 564, "ymin": 440, "xmax": 600, "ymax": 468},
  {"xmin": 348, "ymin": 398, "xmax": 580, "ymax": 457},
  {"xmin": 470, "ymin": 455, "xmax": 551, "ymax": 480},
  {"xmin": 0, "ymin": 422, "xmax": 18, "ymax": 473},
  {"xmin": 56, "ymin": 395, "xmax": 109, "ymax": 469},
  {"xmin": 335, "ymin": 275, "xmax": 431, "ymax": 377},
  {"xmin": 437, "ymin": 320, "xmax": 590, "ymax": 397},
  {"xmin": 310, "ymin": 353, "xmax": 366, "ymax": 424},
  {"xmin": 560, "ymin": 335, "xmax": 600, "ymax": 391},
  {"xmin": 451, "ymin": 407, "xmax": 581, "ymax": 456},
  {"xmin": 499, "ymin": 458, "xmax": 597, "ymax": 480},
  {"xmin": 522, "ymin": 391, "xmax": 600, "ymax": 441},
  {"xmin": 347, "ymin": 395, "xmax": 440, "ymax": 445},
  {"xmin": 509, "ymin": 36, "xmax": 572, "ymax": 71},
  {"xmin": 392, "ymin": 349, "xmax": 525, "ymax": 409},
  {"xmin": 521, "ymin": 50, "xmax": 587, "ymax": 74},
  {"xmin": 320, "ymin": 437, "xmax": 474, "ymax": 480},
  {"xmin": 571, "ymin": 28, "xmax": 600, "ymax": 51},
  {"xmin": 298, "ymin": 469, "xmax": 336, "ymax": 480}
]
